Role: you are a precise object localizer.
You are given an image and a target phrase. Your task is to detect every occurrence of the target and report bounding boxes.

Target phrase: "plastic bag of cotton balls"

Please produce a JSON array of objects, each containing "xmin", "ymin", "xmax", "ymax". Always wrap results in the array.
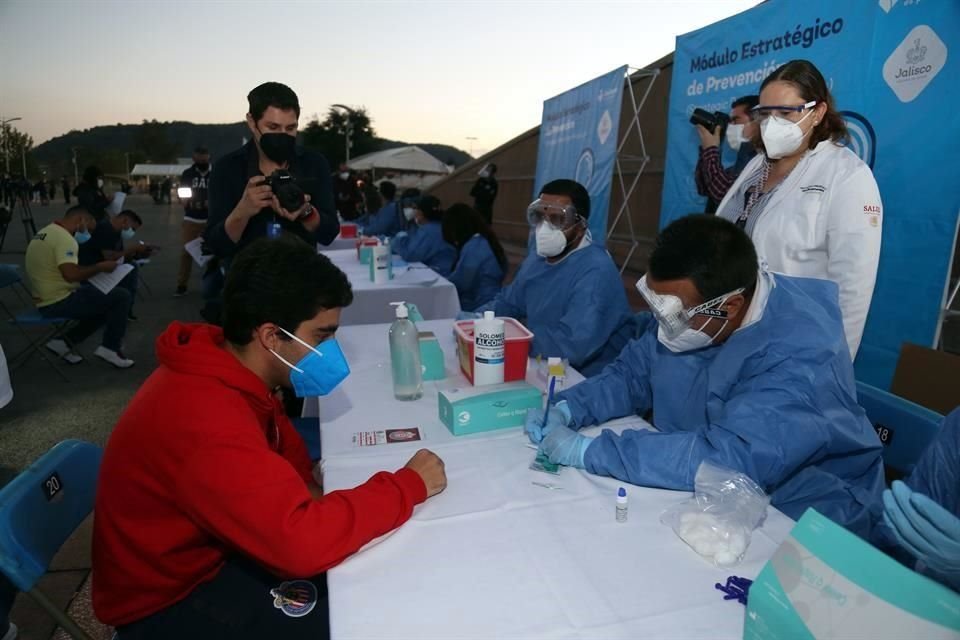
[{"xmin": 660, "ymin": 461, "xmax": 771, "ymax": 568}]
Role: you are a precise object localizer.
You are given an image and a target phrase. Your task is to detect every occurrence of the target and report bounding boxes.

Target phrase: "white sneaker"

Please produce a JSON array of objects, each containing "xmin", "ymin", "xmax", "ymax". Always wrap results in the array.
[
  {"xmin": 94, "ymin": 346, "xmax": 135, "ymax": 369},
  {"xmin": 45, "ymin": 339, "xmax": 83, "ymax": 364},
  {"xmin": 2, "ymin": 622, "xmax": 18, "ymax": 640}
]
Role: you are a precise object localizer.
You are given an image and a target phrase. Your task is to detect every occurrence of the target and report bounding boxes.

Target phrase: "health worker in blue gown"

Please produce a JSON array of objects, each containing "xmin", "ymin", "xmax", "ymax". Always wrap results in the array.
[
  {"xmin": 442, "ymin": 203, "xmax": 507, "ymax": 312},
  {"xmin": 392, "ymin": 195, "xmax": 456, "ymax": 277},
  {"xmin": 360, "ymin": 183, "xmax": 419, "ymax": 239},
  {"xmin": 474, "ymin": 179, "xmax": 634, "ymax": 377},
  {"xmin": 879, "ymin": 406, "xmax": 960, "ymax": 592},
  {"xmin": 526, "ymin": 214, "xmax": 885, "ymax": 538}
]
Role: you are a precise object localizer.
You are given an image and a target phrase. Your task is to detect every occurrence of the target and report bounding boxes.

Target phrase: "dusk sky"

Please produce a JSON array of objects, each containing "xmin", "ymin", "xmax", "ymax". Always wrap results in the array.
[{"xmin": 1, "ymin": 0, "xmax": 757, "ymax": 156}]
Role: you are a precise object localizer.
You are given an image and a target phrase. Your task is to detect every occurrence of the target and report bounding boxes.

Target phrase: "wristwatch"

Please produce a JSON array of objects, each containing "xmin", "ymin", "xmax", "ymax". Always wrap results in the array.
[{"xmin": 298, "ymin": 204, "xmax": 315, "ymax": 220}]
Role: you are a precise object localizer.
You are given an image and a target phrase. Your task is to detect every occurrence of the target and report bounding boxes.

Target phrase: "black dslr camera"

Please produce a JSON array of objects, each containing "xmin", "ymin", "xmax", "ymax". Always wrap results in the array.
[
  {"xmin": 263, "ymin": 170, "xmax": 305, "ymax": 212},
  {"xmin": 689, "ymin": 108, "xmax": 730, "ymax": 132}
]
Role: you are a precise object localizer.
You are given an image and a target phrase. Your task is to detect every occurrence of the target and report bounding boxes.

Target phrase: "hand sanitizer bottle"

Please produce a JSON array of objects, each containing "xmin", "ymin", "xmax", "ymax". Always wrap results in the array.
[{"xmin": 389, "ymin": 301, "xmax": 423, "ymax": 400}]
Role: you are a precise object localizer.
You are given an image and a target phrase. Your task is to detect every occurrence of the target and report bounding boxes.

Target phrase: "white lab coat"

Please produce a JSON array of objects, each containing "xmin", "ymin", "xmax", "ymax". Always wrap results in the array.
[{"xmin": 716, "ymin": 140, "xmax": 882, "ymax": 358}]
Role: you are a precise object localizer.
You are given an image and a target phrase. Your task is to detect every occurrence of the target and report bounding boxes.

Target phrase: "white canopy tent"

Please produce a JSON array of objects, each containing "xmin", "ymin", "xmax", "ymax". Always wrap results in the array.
[
  {"xmin": 348, "ymin": 146, "xmax": 452, "ymax": 190},
  {"xmin": 348, "ymin": 146, "xmax": 451, "ymax": 176},
  {"xmin": 130, "ymin": 163, "xmax": 191, "ymax": 177}
]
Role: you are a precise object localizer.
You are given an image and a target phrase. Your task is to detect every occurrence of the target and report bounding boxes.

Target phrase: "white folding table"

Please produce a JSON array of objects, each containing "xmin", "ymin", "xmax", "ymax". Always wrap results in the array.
[
  {"xmin": 312, "ymin": 319, "xmax": 795, "ymax": 639},
  {"xmin": 318, "ymin": 249, "xmax": 460, "ymax": 325}
]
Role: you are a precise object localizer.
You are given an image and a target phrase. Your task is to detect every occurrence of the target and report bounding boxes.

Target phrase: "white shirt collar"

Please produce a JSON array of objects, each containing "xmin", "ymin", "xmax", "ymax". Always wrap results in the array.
[{"xmin": 737, "ymin": 266, "xmax": 775, "ymax": 332}]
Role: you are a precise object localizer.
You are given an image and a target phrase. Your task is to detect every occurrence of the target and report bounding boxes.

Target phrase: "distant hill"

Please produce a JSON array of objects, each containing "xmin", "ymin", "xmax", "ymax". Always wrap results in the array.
[{"xmin": 32, "ymin": 122, "xmax": 472, "ymax": 177}]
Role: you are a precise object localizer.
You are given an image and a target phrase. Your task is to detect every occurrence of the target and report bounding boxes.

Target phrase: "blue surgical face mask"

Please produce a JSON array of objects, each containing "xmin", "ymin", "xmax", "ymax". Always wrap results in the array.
[
  {"xmin": 269, "ymin": 327, "xmax": 350, "ymax": 397},
  {"xmin": 74, "ymin": 229, "xmax": 92, "ymax": 244},
  {"xmin": 121, "ymin": 228, "xmax": 136, "ymax": 240}
]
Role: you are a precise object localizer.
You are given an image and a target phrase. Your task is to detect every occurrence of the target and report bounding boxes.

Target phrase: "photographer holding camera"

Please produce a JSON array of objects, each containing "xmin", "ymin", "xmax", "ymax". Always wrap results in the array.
[
  {"xmin": 205, "ymin": 82, "xmax": 339, "ymax": 262},
  {"xmin": 692, "ymin": 95, "xmax": 758, "ymax": 213}
]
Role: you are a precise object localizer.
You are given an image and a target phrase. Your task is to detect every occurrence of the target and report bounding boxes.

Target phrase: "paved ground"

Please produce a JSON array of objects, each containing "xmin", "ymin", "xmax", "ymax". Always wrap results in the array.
[{"xmin": 1, "ymin": 195, "xmax": 208, "ymax": 469}]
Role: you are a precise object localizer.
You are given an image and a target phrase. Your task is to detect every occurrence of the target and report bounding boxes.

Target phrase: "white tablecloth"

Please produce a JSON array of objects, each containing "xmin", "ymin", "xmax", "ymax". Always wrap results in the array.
[
  {"xmin": 314, "ymin": 320, "xmax": 796, "ymax": 639},
  {"xmin": 318, "ymin": 236, "xmax": 360, "ymax": 252},
  {"xmin": 319, "ymin": 249, "xmax": 460, "ymax": 325}
]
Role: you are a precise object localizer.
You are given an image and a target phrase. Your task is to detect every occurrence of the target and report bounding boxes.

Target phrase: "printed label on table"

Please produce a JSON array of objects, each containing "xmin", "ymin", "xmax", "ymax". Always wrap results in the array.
[{"xmin": 353, "ymin": 428, "xmax": 423, "ymax": 447}]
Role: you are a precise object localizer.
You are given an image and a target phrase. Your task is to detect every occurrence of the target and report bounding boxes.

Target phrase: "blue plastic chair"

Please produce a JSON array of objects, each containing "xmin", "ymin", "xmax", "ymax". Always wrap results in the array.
[
  {"xmin": 856, "ymin": 381, "xmax": 944, "ymax": 476},
  {"xmin": 0, "ymin": 264, "xmax": 74, "ymax": 381},
  {"xmin": 0, "ymin": 440, "xmax": 102, "ymax": 640}
]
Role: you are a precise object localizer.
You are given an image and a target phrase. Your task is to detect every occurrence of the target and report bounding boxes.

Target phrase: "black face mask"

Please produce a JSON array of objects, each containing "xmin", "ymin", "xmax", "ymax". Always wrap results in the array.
[
  {"xmin": 196, "ymin": 162, "xmax": 209, "ymax": 171},
  {"xmin": 258, "ymin": 131, "xmax": 296, "ymax": 164}
]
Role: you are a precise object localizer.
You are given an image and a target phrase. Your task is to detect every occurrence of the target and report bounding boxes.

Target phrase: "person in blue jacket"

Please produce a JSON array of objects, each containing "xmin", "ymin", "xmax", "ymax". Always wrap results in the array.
[
  {"xmin": 526, "ymin": 214, "xmax": 885, "ymax": 538},
  {"xmin": 474, "ymin": 179, "xmax": 634, "ymax": 377},
  {"xmin": 393, "ymin": 195, "xmax": 456, "ymax": 276},
  {"xmin": 881, "ymin": 406, "xmax": 960, "ymax": 591},
  {"xmin": 361, "ymin": 183, "xmax": 418, "ymax": 238},
  {"xmin": 442, "ymin": 203, "xmax": 507, "ymax": 312}
]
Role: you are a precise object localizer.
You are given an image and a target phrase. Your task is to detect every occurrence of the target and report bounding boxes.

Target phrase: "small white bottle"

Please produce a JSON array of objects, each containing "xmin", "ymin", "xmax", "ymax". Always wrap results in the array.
[
  {"xmin": 370, "ymin": 242, "xmax": 391, "ymax": 283},
  {"xmin": 473, "ymin": 311, "xmax": 505, "ymax": 386},
  {"xmin": 547, "ymin": 357, "xmax": 566, "ymax": 391},
  {"xmin": 616, "ymin": 487, "xmax": 628, "ymax": 523},
  {"xmin": 389, "ymin": 302, "xmax": 423, "ymax": 400}
]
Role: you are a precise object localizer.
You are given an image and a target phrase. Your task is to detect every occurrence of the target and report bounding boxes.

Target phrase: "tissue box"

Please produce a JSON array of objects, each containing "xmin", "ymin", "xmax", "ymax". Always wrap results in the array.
[
  {"xmin": 744, "ymin": 508, "xmax": 960, "ymax": 639},
  {"xmin": 418, "ymin": 332, "xmax": 445, "ymax": 381},
  {"xmin": 357, "ymin": 238, "xmax": 379, "ymax": 263},
  {"xmin": 438, "ymin": 382, "xmax": 541, "ymax": 436}
]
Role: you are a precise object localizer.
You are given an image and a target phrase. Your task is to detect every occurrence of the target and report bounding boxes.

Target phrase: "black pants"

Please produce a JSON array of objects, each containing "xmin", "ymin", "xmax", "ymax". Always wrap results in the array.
[{"xmin": 118, "ymin": 558, "xmax": 329, "ymax": 640}]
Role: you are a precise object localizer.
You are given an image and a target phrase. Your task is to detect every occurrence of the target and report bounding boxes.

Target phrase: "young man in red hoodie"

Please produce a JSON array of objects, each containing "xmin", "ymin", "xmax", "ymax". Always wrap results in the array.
[{"xmin": 93, "ymin": 236, "xmax": 446, "ymax": 638}]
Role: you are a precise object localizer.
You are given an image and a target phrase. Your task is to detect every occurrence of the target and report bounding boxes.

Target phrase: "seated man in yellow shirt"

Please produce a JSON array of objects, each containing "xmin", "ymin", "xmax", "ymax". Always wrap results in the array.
[{"xmin": 24, "ymin": 206, "xmax": 135, "ymax": 368}]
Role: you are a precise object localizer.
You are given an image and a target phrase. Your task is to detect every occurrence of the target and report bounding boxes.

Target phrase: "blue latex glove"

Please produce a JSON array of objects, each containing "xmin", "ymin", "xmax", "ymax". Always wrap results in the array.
[
  {"xmin": 456, "ymin": 311, "xmax": 481, "ymax": 321},
  {"xmin": 538, "ymin": 424, "xmax": 591, "ymax": 469},
  {"xmin": 395, "ymin": 230, "xmax": 409, "ymax": 239},
  {"xmin": 883, "ymin": 480, "xmax": 960, "ymax": 588},
  {"xmin": 525, "ymin": 401, "xmax": 573, "ymax": 444}
]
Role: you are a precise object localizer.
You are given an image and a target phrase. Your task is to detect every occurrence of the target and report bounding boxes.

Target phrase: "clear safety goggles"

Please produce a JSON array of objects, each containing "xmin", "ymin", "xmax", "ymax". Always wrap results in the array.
[
  {"xmin": 749, "ymin": 100, "xmax": 817, "ymax": 122},
  {"xmin": 635, "ymin": 275, "xmax": 744, "ymax": 338},
  {"xmin": 526, "ymin": 198, "xmax": 581, "ymax": 229}
]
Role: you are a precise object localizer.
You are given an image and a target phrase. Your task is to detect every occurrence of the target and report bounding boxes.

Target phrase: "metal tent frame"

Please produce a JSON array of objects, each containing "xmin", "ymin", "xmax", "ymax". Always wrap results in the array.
[
  {"xmin": 934, "ymin": 210, "xmax": 960, "ymax": 351},
  {"xmin": 606, "ymin": 67, "xmax": 660, "ymax": 274}
]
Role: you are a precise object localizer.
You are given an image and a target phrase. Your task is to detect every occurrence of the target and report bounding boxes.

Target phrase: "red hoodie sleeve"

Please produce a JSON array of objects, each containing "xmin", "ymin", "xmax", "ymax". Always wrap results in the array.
[{"xmin": 174, "ymin": 413, "xmax": 427, "ymax": 578}]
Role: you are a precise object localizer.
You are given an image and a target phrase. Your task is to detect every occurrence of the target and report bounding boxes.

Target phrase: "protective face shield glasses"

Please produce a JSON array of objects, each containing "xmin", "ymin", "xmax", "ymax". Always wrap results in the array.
[
  {"xmin": 748, "ymin": 100, "xmax": 817, "ymax": 122},
  {"xmin": 526, "ymin": 198, "xmax": 582, "ymax": 230},
  {"xmin": 635, "ymin": 275, "xmax": 744, "ymax": 339}
]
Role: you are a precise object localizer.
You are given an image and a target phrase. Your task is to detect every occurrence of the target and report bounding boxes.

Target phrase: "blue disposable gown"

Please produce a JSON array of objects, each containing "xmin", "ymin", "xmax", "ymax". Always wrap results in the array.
[
  {"xmin": 398, "ymin": 222, "xmax": 456, "ymax": 277},
  {"xmin": 363, "ymin": 201, "xmax": 403, "ymax": 238},
  {"xmin": 559, "ymin": 272, "xmax": 885, "ymax": 538},
  {"xmin": 391, "ymin": 225, "xmax": 414, "ymax": 255},
  {"xmin": 905, "ymin": 407, "xmax": 960, "ymax": 523},
  {"xmin": 448, "ymin": 234, "xmax": 504, "ymax": 312},
  {"xmin": 486, "ymin": 244, "xmax": 634, "ymax": 377},
  {"xmin": 892, "ymin": 407, "xmax": 960, "ymax": 589}
]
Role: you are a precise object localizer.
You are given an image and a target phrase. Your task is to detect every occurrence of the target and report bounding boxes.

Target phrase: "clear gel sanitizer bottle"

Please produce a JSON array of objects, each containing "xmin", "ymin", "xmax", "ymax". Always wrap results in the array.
[{"xmin": 389, "ymin": 301, "xmax": 423, "ymax": 400}]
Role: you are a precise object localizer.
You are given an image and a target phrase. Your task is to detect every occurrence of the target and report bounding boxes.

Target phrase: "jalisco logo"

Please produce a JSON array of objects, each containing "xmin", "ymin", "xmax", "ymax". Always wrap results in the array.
[
  {"xmin": 905, "ymin": 38, "xmax": 926, "ymax": 65},
  {"xmin": 882, "ymin": 25, "xmax": 947, "ymax": 103}
]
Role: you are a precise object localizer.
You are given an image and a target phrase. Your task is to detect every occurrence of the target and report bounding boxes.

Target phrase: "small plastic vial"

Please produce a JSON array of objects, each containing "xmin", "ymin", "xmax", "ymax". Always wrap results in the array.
[{"xmin": 616, "ymin": 487, "xmax": 628, "ymax": 523}]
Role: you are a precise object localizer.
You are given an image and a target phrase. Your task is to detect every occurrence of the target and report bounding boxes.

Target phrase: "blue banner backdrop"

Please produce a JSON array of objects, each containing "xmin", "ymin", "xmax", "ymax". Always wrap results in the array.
[
  {"xmin": 534, "ymin": 65, "xmax": 628, "ymax": 248},
  {"xmin": 660, "ymin": 0, "xmax": 960, "ymax": 388}
]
